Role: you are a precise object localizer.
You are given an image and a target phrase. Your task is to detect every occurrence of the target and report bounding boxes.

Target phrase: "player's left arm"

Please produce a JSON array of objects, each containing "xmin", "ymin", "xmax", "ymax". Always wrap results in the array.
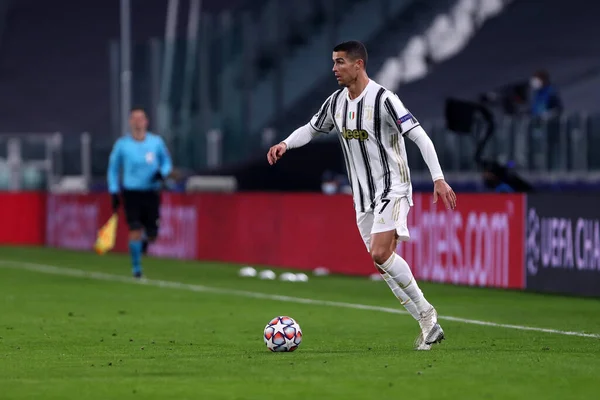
[
  {"xmin": 107, "ymin": 139, "xmax": 122, "ymax": 194},
  {"xmin": 107, "ymin": 139, "xmax": 123, "ymax": 212},
  {"xmin": 384, "ymin": 93, "xmax": 456, "ymax": 209},
  {"xmin": 156, "ymin": 137, "xmax": 173, "ymax": 180}
]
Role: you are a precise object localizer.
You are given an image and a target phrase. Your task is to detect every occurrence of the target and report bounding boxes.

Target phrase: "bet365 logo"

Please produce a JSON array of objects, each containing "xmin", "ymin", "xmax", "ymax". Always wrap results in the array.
[{"xmin": 341, "ymin": 128, "xmax": 368, "ymax": 141}]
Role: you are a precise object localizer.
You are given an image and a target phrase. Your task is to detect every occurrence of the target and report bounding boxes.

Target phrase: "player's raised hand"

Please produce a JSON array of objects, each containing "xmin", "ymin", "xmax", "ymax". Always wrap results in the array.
[
  {"xmin": 267, "ymin": 142, "xmax": 287, "ymax": 165},
  {"xmin": 433, "ymin": 179, "xmax": 457, "ymax": 210}
]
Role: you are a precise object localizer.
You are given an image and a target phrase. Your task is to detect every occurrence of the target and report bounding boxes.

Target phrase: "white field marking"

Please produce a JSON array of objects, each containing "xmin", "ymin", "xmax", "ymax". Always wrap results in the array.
[{"xmin": 1, "ymin": 260, "xmax": 599, "ymax": 340}]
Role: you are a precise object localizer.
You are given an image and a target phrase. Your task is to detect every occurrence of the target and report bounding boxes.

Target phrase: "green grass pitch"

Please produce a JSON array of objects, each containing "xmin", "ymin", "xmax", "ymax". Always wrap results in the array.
[{"xmin": 0, "ymin": 246, "xmax": 599, "ymax": 399}]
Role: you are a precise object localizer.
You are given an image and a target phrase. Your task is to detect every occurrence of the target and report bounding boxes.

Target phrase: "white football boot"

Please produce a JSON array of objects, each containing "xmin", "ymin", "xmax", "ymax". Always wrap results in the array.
[
  {"xmin": 414, "ymin": 332, "xmax": 431, "ymax": 351},
  {"xmin": 415, "ymin": 307, "xmax": 445, "ymax": 350}
]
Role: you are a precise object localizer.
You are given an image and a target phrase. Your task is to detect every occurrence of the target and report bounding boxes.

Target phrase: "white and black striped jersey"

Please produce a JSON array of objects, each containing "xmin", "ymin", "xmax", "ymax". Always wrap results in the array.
[{"xmin": 309, "ymin": 79, "xmax": 422, "ymax": 213}]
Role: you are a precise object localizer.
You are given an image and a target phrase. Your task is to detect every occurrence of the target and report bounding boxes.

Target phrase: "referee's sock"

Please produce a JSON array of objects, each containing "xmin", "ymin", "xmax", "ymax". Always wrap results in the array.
[{"xmin": 129, "ymin": 239, "xmax": 143, "ymax": 276}]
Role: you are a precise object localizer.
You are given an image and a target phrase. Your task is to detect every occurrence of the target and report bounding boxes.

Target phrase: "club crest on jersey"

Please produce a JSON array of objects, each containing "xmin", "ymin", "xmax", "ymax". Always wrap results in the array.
[
  {"xmin": 364, "ymin": 106, "xmax": 374, "ymax": 121},
  {"xmin": 145, "ymin": 152, "xmax": 155, "ymax": 164},
  {"xmin": 341, "ymin": 128, "xmax": 368, "ymax": 141}
]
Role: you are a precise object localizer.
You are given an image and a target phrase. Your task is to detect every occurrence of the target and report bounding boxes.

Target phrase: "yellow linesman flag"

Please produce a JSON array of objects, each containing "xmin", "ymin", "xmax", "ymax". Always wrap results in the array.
[{"xmin": 94, "ymin": 213, "xmax": 118, "ymax": 255}]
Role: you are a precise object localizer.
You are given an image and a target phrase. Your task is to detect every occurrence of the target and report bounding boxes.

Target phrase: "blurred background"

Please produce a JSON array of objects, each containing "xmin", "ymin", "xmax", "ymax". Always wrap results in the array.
[
  {"xmin": 1, "ymin": 3, "xmax": 599, "ymax": 395},
  {"xmin": 1, "ymin": 0, "xmax": 599, "ymax": 194}
]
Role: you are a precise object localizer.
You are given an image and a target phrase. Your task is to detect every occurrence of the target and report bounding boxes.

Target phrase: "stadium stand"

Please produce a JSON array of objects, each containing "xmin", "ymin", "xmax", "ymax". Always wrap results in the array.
[
  {"xmin": 0, "ymin": 0, "xmax": 244, "ymax": 136},
  {"xmin": 0, "ymin": 0, "xmax": 599, "ymax": 192},
  {"xmin": 375, "ymin": 0, "xmax": 600, "ymax": 120}
]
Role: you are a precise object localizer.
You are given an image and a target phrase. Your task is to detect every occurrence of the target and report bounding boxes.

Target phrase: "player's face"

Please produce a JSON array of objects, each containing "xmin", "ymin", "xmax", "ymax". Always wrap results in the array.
[
  {"xmin": 332, "ymin": 51, "xmax": 360, "ymax": 87},
  {"xmin": 129, "ymin": 110, "xmax": 148, "ymax": 132}
]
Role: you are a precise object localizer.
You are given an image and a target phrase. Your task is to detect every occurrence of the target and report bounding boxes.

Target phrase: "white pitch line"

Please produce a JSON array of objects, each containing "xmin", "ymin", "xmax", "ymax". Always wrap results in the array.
[{"xmin": 1, "ymin": 260, "xmax": 599, "ymax": 340}]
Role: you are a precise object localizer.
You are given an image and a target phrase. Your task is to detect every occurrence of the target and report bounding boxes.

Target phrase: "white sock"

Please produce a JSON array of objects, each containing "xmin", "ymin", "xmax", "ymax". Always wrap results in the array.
[
  {"xmin": 378, "ymin": 253, "xmax": 432, "ymax": 314},
  {"xmin": 380, "ymin": 271, "xmax": 420, "ymax": 321}
]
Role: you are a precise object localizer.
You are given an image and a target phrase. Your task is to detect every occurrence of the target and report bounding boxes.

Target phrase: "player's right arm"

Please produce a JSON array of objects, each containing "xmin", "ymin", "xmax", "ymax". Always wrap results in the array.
[
  {"xmin": 267, "ymin": 94, "xmax": 336, "ymax": 165},
  {"xmin": 107, "ymin": 139, "xmax": 122, "ymax": 211}
]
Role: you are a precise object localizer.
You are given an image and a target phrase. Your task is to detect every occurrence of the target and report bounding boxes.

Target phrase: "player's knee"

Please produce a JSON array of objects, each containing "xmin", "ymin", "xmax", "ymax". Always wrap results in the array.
[
  {"xmin": 370, "ymin": 246, "xmax": 393, "ymax": 266},
  {"xmin": 390, "ymin": 237, "xmax": 399, "ymax": 253},
  {"xmin": 129, "ymin": 230, "xmax": 143, "ymax": 241}
]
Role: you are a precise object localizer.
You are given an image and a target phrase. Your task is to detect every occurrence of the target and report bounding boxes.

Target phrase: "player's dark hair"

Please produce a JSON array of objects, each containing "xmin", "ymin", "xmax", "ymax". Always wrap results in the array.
[
  {"xmin": 333, "ymin": 41, "xmax": 368, "ymax": 69},
  {"xmin": 130, "ymin": 106, "xmax": 147, "ymax": 115}
]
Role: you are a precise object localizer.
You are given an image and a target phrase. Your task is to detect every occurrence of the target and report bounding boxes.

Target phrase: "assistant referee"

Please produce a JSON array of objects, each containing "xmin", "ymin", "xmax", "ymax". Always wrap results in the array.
[{"xmin": 107, "ymin": 107, "xmax": 173, "ymax": 278}]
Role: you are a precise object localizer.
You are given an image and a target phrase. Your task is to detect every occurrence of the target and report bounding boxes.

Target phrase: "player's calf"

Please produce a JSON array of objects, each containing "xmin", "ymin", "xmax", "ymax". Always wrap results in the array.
[
  {"xmin": 128, "ymin": 229, "xmax": 144, "ymax": 278},
  {"xmin": 371, "ymin": 230, "xmax": 434, "ymax": 314},
  {"xmin": 376, "ymin": 263, "xmax": 420, "ymax": 320},
  {"xmin": 129, "ymin": 230, "xmax": 143, "ymax": 241}
]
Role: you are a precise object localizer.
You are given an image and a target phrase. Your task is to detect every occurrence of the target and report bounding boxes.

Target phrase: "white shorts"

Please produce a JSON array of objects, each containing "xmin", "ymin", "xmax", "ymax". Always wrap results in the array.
[{"xmin": 356, "ymin": 196, "xmax": 411, "ymax": 251}]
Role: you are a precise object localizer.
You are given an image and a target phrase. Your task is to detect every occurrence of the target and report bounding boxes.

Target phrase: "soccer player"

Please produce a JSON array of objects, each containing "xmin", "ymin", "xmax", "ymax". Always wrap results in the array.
[
  {"xmin": 266, "ymin": 41, "xmax": 457, "ymax": 350},
  {"xmin": 107, "ymin": 107, "xmax": 173, "ymax": 278}
]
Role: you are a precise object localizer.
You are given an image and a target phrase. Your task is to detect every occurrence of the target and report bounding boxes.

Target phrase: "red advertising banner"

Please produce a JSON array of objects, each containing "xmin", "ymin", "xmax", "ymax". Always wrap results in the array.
[
  {"xmin": 39, "ymin": 192, "xmax": 526, "ymax": 289},
  {"xmin": 0, "ymin": 192, "xmax": 45, "ymax": 245},
  {"xmin": 193, "ymin": 193, "xmax": 372, "ymax": 272},
  {"xmin": 45, "ymin": 193, "xmax": 199, "ymax": 260},
  {"xmin": 397, "ymin": 193, "xmax": 526, "ymax": 289},
  {"xmin": 146, "ymin": 194, "xmax": 198, "ymax": 260},
  {"xmin": 43, "ymin": 192, "xmax": 370, "ymax": 272},
  {"xmin": 46, "ymin": 194, "xmax": 101, "ymax": 250}
]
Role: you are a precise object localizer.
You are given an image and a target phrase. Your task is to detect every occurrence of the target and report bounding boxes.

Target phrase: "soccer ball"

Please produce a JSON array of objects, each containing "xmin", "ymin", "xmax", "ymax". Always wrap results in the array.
[{"xmin": 263, "ymin": 316, "xmax": 302, "ymax": 352}]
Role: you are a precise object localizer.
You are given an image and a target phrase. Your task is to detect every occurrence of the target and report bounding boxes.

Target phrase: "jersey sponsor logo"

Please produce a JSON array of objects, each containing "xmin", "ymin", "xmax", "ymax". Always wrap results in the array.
[{"xmin": 341, "ymin": 128, "xmax": 369, "ymax": 141}]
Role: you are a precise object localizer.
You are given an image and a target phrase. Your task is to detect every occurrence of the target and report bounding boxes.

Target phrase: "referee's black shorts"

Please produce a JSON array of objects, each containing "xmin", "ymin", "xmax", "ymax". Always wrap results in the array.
[{"xmin": 122, "ymin": 190, "xmax": 161, "ymax": 238}]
